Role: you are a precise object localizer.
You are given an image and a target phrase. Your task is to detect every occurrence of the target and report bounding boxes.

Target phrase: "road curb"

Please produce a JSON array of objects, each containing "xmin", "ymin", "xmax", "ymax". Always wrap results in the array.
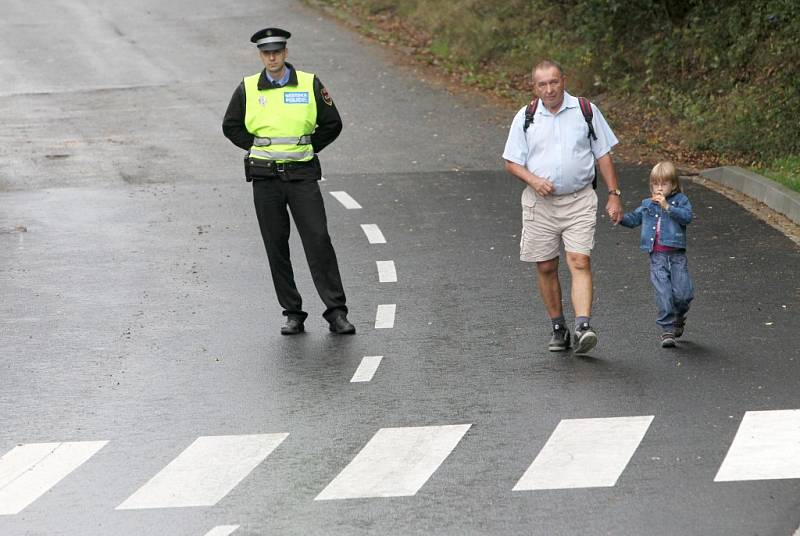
[{"xmin": 700, "ymin": 166, "xmax": 800, "ymax": 225}]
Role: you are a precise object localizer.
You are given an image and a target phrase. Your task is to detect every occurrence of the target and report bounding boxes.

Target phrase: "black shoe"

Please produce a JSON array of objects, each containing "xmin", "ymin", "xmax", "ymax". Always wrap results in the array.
[
  {"xmin": 674, "ymin": 317, "xmax": 686, "ymax": 338},
  {"xmin": 661, "ymin": 332, "xmax": 676, "ymax": 348},
  {"xmin": 548, "ymin": 324, "xmax": 571, "ymax": 352},
  {"xmin": 280, "ymin": 318, "xmax": 304, "ymax": 335},
  {"xmin": 573, "ymin": 323, "xmax": 598, "ymax": 355},
  {"xmin": 329, "ymin": 315, "xmax": 356, "ymax": 335}
]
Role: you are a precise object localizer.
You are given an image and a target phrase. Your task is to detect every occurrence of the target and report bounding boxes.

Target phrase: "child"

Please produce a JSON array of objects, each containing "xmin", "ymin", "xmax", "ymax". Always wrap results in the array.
[{"xmin": 619, "ymin": 161, "xmax": 694, "ymax": 348}]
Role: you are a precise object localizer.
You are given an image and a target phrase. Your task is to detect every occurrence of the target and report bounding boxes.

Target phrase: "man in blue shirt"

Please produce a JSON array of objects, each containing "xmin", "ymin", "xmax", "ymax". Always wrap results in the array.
[{"xmin": 502, "ymin": 60, "xmax": 623, "ymax": 355}]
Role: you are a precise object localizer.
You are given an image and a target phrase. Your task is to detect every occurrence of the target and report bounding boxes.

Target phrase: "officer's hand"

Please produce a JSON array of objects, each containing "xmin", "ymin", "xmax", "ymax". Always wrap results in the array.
[
  {"xmin": 606, "ymin": 196, "xmax": 623, "ymax": 224},
  {"xmin": 532, "ymin": 176, "xmax": 554, "ymax": 197}
]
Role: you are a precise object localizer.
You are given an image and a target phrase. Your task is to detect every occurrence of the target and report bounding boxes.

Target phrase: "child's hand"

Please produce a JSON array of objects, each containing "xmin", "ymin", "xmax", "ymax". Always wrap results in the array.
[{"xmin": 651, "ymin": 193, "xmax": 668, "ymax": 209}]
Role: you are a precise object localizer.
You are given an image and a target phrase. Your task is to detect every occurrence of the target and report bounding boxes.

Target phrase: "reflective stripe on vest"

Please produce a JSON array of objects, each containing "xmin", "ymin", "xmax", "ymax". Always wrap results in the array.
[
  {"xmin": 253, "ymin": 135, "xmax": 312, "ymax": 146},
  {"xmin": 244, "ymin": 70, "xmax": 317, "ymax": 163}
]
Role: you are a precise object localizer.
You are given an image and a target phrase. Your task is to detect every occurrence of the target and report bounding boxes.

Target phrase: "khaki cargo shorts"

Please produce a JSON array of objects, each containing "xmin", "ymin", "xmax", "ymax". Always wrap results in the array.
[{"xmin": 520, "ymin": 186, "xmax": 598, "ymax": 262}]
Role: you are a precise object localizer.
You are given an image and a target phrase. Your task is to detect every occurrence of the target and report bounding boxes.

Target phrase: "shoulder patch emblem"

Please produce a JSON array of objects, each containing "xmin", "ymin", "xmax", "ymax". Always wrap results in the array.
[{"xmin": 321, "ymin": 87, "xmax": 333, "ymax": 106}]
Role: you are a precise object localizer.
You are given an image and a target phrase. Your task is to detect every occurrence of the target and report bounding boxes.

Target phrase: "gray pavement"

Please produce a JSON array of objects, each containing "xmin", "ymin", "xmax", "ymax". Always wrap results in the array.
[{"xmin": 1, "ymin": 1, "xmax": 799, "ymax": 535}]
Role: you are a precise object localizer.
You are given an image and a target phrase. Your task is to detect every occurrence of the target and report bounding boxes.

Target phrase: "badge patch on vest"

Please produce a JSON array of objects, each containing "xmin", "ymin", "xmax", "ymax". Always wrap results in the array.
[
  {"xmin": 258, "ymin": 95, "xmax": 267, "ymax": 107},
  {"xmin": 284, "ymin": 92, "xmax": 309, "ymax": 104}
]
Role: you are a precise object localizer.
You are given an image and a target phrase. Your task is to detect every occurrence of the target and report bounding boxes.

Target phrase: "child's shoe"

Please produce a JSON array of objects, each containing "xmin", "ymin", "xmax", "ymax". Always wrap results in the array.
[
  {"xmin": 661, "ymin": 332, "xmax": 676, "ymax": 348},
  {"xmin": 674, "ymin": 317, "xmax": 686, "ymax": 338}
]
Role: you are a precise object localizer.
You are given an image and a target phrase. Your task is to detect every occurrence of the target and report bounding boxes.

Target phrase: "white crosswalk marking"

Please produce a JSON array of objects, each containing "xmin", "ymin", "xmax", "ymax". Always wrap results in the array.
[
  {"xmin": 715, "ymin": 409, "xmax": 800, "ymax": 482},
  {"xmin": 376, "ymin": 260, "xmax": 397, "ymax": 282},
  {"xmin": 203, "ymin": 526, "xmax": 240, "ymax": 536},
  {"xmin": 0, "ymin": 440, "xmax": 108, "ymax": 515},
  {"xmin": 375, "ymin": 304, "xmax": 396, "ymax": 329},
  {"xmin": 513, "ymin": 416, "xmax": 654, "ymax": 491},
  {"xmin": 351, "ymin": 356, "xmax": 384, "ymax": 382},
  {"xmin": 315, "ymin": 424, "xmax": 471, "ymax": 500},
  {"xmin": 360, "ymin": 224, "xmax": 386, "ymax": 244},
  {"xmin": 329, "ymin": 191, "xmax": 362, "ymax": 209},
  {"xmin": 116, "ymin": 434, "xmax": 288, "ymax": 509},
  {"xmin": 5, "ymin": 410, "xmax": 798, "ymax": 516}
]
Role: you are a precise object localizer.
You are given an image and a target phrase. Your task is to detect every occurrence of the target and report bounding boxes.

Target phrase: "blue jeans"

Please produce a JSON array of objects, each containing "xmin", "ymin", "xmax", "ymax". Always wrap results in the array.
[{"xmin": 649, "ymin": 251, "xmax": 694, "ymax": 332}]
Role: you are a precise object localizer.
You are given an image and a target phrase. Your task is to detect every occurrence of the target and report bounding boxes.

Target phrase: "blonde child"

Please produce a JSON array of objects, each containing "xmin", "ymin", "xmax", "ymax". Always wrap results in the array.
[{"xmin": 619, "ymin": 162, "xmax": 694, "ymax": 347}]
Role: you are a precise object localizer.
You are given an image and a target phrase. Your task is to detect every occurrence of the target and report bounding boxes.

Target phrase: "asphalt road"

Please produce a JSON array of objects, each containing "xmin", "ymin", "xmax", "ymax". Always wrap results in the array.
[{"xmin": 1, "ymin": 1, "xmax": 799, "ymax": 535}]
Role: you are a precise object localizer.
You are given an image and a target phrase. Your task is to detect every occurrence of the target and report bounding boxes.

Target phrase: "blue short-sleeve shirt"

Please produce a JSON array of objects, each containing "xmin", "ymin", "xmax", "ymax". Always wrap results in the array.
[{"xmin": 502, "ymin": 92, "xmax": 619, "ymax": 197}]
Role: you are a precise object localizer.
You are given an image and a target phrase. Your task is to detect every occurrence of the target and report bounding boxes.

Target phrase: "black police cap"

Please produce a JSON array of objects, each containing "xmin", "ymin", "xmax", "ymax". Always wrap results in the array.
[{"xmin": 250, "ymin": 27, "xmax": 291, "ymax": 51}]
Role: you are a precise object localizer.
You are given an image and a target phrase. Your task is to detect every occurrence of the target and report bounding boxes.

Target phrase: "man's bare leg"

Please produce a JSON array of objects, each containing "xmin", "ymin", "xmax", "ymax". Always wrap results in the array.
[
  {"xmin": 565, "ymin": 252, "xmax": 592, "ymax": 317},
  {"xmin": 537, "ymin": 257, "xmax": 572, "ymax": 351},
  {"xmin": 536, "ymin": 257, "xmax": 563, "ymax": 318},
  {"xmin": 566, "ymin": 251, "xmax": 597, "ymax": 354}
]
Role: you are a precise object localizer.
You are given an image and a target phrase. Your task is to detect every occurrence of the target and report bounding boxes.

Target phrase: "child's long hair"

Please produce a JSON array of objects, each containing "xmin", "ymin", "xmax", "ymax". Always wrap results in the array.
[{"xmin": 649, "ymin": 161, "xmax": 681, "ymax": 195}]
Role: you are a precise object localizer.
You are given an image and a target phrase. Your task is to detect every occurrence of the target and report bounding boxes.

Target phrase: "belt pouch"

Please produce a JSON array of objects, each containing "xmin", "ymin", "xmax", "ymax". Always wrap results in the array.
[
  {"xmin": 248, "ymin": 157, "xmax": 278, "ymax": 179},
  {"xmin": 285, "ymin": 157, "xmax": 322, "ymax": 182}
]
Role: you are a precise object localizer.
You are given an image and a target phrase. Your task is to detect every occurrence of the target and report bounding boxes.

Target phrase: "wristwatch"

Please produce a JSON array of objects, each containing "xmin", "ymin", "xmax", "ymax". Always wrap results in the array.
[{"xmin": 608, "ymin": 188, "xmax": 621, "ymax": 196}]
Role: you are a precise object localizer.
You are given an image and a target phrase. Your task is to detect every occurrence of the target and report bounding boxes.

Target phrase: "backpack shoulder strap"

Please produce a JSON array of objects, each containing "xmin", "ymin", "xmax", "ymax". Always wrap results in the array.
[
  {"xmin": 577, "ymin": 96, "xmax": 597, "ymax": 141},
  {"xmin": 523, "ymin": 97, "xmax": 539, "ymax": 132},
  {"xmin": 578, "ymin": 96, "xmax": 600, "ymax": 190}
]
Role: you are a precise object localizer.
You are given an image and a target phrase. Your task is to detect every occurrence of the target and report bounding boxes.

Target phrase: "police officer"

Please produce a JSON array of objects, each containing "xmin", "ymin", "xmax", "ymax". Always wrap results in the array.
[{"xmin": 222, "ymin": 27, "xmax": 355, "ymax": 335}]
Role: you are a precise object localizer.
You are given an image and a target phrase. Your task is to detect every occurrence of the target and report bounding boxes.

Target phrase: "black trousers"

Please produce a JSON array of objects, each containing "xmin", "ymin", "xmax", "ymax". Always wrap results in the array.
[{"xmin": 252, "ymin": 178, "xmax": 348, "ymax": 322}]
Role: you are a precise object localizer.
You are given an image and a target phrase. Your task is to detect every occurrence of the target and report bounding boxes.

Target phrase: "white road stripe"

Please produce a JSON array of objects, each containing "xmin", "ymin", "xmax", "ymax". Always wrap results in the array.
[
  {"xmin": 203, "ymin": 526, "xmax": 240, "ymax": 536},
  {"xmin": 360, "ymin": 224, "xmax": 386, "ymax": 244},
  {"xmin": 315, "ymin": 424, "xmax": 471, "ymax": 500},
  {"xmin": 117, "ymin": 434, "xmax": 288, "ymax": 509},
  {"xmin": 329, "ymin": 191, "xmax": 362, "ymax": 209},
  {"xmin": 376, "ymin": 260, "xmax": 397, "ymax": 282},
  {"xmin": 0, "ymin": 440, "xmax": 108, "ymax": 515},
  {"xmin": 375, "ymin": 304, "xmax": 396, "ymax": 329},
  {"xmin": 513, "ymin": 416, "xmax": 653, "ymax": 491},
  {"xmin": 351, "ymin": 356, "xmax": 384, "ymax": 382},
  {"xmin": 715, "ymin": 409, "xmax": 800, "ymax": 482}
]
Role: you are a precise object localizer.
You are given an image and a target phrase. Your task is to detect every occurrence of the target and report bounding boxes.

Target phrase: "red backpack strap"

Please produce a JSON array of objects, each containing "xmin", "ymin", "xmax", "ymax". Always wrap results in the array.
[
  {"xmin": 523, "ymin": 97, "xmax": 539, "ymax": 132},
  {"xmin": 577, "ymin": 96, "xmax": 597, "ymax": 141}
]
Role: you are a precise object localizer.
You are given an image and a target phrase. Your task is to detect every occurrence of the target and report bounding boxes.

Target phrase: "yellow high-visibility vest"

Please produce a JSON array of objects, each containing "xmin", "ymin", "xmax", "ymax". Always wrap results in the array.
[{"xmin": 244, "ymin": 70, "xmax": 316, "ymax": 163}]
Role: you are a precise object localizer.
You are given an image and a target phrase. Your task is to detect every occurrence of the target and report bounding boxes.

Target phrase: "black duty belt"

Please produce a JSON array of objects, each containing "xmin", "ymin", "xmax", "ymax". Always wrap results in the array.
[
  {"xmin": 245, "ymin": 155, "xmax": 316, "ymax": 182},
  {"xmin": 249, "ymin": 158, "xmax": 313, "ymax": 172}
]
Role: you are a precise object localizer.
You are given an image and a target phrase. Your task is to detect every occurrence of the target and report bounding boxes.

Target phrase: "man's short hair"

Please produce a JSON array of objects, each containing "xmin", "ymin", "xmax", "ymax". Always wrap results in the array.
[{"xmin": 533, "ymin": 60, "xmax": 565, "ymax": 77}]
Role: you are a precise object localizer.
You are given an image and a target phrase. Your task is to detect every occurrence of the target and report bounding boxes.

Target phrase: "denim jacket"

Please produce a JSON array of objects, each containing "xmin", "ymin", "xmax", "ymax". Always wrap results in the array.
[{"xmin": 620, "ymin": 192, "xmax": 692, "ymax": 252}]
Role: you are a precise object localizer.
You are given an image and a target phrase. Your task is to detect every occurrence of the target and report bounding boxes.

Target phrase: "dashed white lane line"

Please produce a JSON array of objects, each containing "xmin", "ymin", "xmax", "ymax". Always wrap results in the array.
[
  {"xmin": 513, "ymin": 416, "xmax": 654, "ymax": 491},
  {"xmin": 715, "ymin": 409, "xmax": 800, "ymax": 482},
  {"xmin": 351, "ymin": 356, "xmax": 384, "ymax": 382},
  {"xmin": 375, "ymin": 304, "xmax": 396, "ymax": 329},
  {"xmin": 0, "ymin": 440, "xmax": 108, "ymax": 515},
  {"xmin": 117, "ymin": 434, "xmax": 288, "ymax": 509},
  {"xmin": 376, "ymin": 260, "xmax": 397, "ymax": 282},
  {"xmin": 329, "ymin": 191, "xmax": 362, "ymax": 209},
  {"xmin": 360, "ymin": 224, "xmax": 386, "ymax": 244},
  {"xmin": 315, "ymin": 424, "xmax": 471, "ymax": 500},
  {"xmin": 203, "ymin": 526, "xmax": 240, "ymax": 536}
]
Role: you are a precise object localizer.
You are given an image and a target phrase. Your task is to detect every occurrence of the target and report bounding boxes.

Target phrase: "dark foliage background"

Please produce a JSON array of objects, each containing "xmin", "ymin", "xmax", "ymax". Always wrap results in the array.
[{"xmin": 316, "ymin": 0, "xmax": 799, "ymax": 176}]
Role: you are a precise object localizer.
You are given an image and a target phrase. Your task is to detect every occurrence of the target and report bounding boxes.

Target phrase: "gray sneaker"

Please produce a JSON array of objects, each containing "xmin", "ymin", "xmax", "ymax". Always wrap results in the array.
[
  {"xmin": 661, "ymin": 332, "xmax": 676, "ymax": 348},
  {"xmin": 573, "ymin": 323, "xmax": 598, "ymax": 355},
  {"xmin": 548, "ymin": 324, "xmax": 571, "ymax": 352}
]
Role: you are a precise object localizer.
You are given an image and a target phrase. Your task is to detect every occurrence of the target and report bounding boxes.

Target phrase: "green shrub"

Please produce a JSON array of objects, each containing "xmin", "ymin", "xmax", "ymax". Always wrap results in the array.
[{"xmin": 317, "ymin": 0, "xmax": 800, "ymax": 167}]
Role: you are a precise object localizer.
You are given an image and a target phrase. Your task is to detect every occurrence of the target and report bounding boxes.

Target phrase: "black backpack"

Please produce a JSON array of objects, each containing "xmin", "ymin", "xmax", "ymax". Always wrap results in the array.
[{"xmin": 523, "ymin": 96, "xmax": 598, "ymax": 189}]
